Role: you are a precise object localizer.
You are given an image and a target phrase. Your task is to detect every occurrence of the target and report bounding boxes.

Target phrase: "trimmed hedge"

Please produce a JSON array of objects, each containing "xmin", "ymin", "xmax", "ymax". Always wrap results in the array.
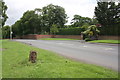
[
  {"xmin": 57, "ymin": 26, "xmax": 119, "ymax": 36},
  {"xmin": 98, "ymin": 26, "xmax": 119, "ymax": 36},
  {"xmin": 56, "ymin": 27, "xmax": 84, "ymax": 35}
]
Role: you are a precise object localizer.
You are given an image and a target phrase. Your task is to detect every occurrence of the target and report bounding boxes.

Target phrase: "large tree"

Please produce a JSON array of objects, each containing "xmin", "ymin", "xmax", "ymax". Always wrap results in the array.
[
  {"xmin": 12, "ymin": 10, "xmax": 40, "ymax": 37},
  {"xmin": 21, "ymin": 10, "xmax": 39, "ymax": 34},
  {"xmin": 12, "ymin": 20, "xmax": 23, "ymax": 37},
  {"xmin": 12, "ymin": 4, "xmax": 67, "ymax": 37},
  {"xmin": 95, "ymin": 2, "xmax": 120, "ymax": 27},
  {"xmin": 0, "ymin": 0, "xmax": 8, "ymax": 27},
  {"xmin": 42, "ymin": 4, "xmax": 67, "ymax": 33},
  {"xmin": 71, "ymin": 15, "xmax": 93, "ymax": 27}
]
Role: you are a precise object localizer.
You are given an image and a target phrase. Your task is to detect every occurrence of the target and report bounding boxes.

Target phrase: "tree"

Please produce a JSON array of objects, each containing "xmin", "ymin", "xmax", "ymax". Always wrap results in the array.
[
  {"xmin": 71, "ymin": 15, "xmax": 92, "ymax": 27},
  {"xmin": 95, "ymin": 2, "xmax": 120, "ymax": 27},
  {"xmin": 12, "ymin": 4, "xmax": 67, "ymax": 37},
  {"xmin": 42, "ymin": 4, "xmax": 67, "ymax": 33},
  {"xmin": 0, "ymin": 0, "xmax": 8, "ymax": 27},
  {"xmin": 91, "ymin": 16, "xmax": 99, "ymax": 25},
  {"xmin": 21, "ymin": 10, "xmax": 40, "ymax": 34},
  {"xmin": 50, "ymin": 24, "xmax": 59, "ymax": 35},
  {"xmin": 2, "ymin": 25, "xmax": 10, "ymax": 39},
  {"xmin": 12, "ymin": 10, "xmax": 40, "ymax": 37},
  {"xmin": 12, "ymin": 20, "xmax": 23, "ymax": 37}
]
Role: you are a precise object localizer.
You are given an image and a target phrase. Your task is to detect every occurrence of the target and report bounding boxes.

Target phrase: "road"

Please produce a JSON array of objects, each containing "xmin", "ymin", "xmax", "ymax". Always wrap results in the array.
[{"xmin": 14, "ymin": 39, "xmax": 119, "ymax": 71}]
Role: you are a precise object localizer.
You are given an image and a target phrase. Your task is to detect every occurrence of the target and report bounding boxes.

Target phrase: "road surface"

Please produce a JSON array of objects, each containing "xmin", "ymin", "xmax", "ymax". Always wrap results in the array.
[{"xmin": 14, "ymin": 39, "xmax": 119, "ymax": 71}]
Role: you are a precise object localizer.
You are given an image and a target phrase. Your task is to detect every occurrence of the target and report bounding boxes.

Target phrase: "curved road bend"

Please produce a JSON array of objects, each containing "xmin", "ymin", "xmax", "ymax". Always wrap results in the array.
[{"xmin": 14, "ymin": 39, "xmax": 119, "ymax": 71}]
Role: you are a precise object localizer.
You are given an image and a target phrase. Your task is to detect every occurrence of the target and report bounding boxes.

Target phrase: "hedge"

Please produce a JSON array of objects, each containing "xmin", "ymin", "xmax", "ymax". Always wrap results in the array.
[
  {"xmin": 56, "ymin": 25, "xmax": 119, "ymax": 35},
  {"xmin": 56, "ymin": 27, "xmax": 84, "ymax": 35},
  {"xmin": 98, "ymin": 26, "xmax": 119, "ymax": 36}
]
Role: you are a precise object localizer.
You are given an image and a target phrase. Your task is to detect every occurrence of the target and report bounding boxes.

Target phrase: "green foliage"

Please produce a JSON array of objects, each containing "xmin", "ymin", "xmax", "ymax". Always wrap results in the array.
[
  {"xmin": 12, "ymin": 4, "xmax": 67, "ymax": 37},
  {"xmin": 95, "ymin": 2, "xmax": 120, "ymax": 27},
  {"xmin": 82, "ymin": 25, "xmax": 100, "ymax": 35},
  {"xmin": 57, "ymin": 24, "xmax": 91, "ymax": 35},
  {"xmin": 2, "ymin": 25, "xmax": 10, "ymax": 39},
  {"xmin": 82, "ymin": 25, "xmax": 100, "ymax": 41},
  {"xmin": 98, "ymin": 26, "xmax": 119, "ymax": 35},
  {"xmin": 0, "ymin": 0, "xmax": 8, "ymax": 26},
  {"xmin": 12, "ymin": 10, "xmax": 40, "ymax": 37},
  {"xmin": 57, "ymin": 27, "xmax": 84, "ymax": 35},
  {"xmin": 50, "ymin": 24, "xmax": 59, "ymax": 35},
  {"xmin": 70, "ymin": 15, "xmax": 98, "ymax": 28},
  {"xmin": 42, "ymin": 4, "xmax": 67, "ymax": 33},
  {"xmin": 94, "ymin": 2, "xmax": 120, "ymax": 36},
  {"xmin": 12, "ymin": 20, "xmax": 23, "ymax": 37}
]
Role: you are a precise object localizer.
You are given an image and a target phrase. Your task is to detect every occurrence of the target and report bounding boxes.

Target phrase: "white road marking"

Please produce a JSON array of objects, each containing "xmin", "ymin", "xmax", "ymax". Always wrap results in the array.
[
  {"xmin": 83, "ymin": 45, "xmax": 88, "ymax": 48},
  {"xmin": 45, "ymin": 42, "xmax": 51, "ymax": 44},
  {"xmin": 57, "ymin": 43, "xmax": 64, "ymax": 45},
  {"xmin": 105, "ymin": 48, "xmax": 114, "ymax": 50},
  {"xmin": 66, "ymin": 44, "xmax": 74, "ymax": 45}
]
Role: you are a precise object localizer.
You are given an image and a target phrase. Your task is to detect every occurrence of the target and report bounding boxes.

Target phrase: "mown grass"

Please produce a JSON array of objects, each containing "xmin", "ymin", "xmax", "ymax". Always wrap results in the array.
[
  {"xmin": 89, "ymin": 40, "xmax": 120, "ymax": 44},
  {"xmin": 2, "ymin": 40, "xmax": 118, "ymax": 78},
  {"xmin": 39, "ymin": 38, "xmax": 79, "ymax": 40}
]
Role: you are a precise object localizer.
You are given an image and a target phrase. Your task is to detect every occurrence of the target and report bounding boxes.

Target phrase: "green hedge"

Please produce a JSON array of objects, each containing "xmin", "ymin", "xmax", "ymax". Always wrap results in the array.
[
  {"xmin": 57, "ymin": 27, "xmax": 84, "ymax": 35},
  {"xmin": 98, "ymin": 26, "xmax": 119, "ymax": 36},
  {"xmin": 56, "ymin": 26, "xmax": 119, "ymax": 35}
]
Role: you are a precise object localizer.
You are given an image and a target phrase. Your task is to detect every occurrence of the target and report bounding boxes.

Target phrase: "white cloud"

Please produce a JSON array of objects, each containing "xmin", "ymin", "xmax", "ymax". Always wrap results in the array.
[{"xmin": 4, "ymin": 0, "xmax": 97, "ymax": 26}]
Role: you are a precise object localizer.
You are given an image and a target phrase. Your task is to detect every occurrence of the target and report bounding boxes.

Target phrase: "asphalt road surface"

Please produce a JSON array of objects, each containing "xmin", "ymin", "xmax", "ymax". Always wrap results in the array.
[{"xmin": 14, "ymin": 39, "xmax": 119, "ymax": 71}]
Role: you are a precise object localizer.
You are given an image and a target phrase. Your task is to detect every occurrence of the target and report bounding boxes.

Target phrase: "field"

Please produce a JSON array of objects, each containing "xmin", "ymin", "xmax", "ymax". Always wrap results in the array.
[{"xmin": 2, "ymin": 40, "xmax": 118, "ymax": 78}]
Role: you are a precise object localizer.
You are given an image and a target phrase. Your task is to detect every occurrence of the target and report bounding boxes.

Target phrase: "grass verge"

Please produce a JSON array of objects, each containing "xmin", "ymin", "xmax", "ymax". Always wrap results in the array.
[
  {"xmin": 88, "ymin": 40, "xmax": 120, "ymax": 44},
  {"xmin": 2, "ymin": 40, "xmax": 118, "ymax": 78},
  {"xmin": 39, "ymin": 38, "xmax": 79, "ymax": 40}
]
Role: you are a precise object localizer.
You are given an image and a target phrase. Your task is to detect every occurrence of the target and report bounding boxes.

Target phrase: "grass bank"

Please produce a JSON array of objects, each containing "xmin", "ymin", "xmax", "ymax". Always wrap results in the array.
[
  {"xmin": 2, "ymin": 40, "xmax": 118, "ymax": 78},
  {"xmin": 39, "ymin": 38, "xmax": 79, "ymax": 40},
  {"xmin": 89, "ymin": 40, "xmax": 120, "ymax": 44}
]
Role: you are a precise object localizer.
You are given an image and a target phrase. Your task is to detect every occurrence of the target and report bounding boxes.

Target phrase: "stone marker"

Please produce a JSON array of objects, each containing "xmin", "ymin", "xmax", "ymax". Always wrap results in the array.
[{"xmin": 29, "ymin": 51, "xmax": 37, "ymax": 63}]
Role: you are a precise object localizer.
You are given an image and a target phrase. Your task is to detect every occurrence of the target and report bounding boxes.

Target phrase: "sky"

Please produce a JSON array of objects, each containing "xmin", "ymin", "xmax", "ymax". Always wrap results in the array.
[{"xmin": 4, "ymin": 0, "xmax": 97, "ymax": 26}]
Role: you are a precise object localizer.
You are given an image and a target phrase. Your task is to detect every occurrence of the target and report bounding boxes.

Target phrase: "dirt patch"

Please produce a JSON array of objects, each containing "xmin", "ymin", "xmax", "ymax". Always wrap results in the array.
[{"xmin": 0, "ymin": 48, "xmax": 7, "ymax": 51}]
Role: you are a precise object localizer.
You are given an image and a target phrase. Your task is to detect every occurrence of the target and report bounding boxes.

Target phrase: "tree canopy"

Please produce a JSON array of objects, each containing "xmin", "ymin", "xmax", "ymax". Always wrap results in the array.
[
  {"xmin": 12, "ymin": 10, "xmax": 39, "ymax": 36},
  {"xmin": 2, "ymin": 25, "xmax": 10, "ymax": 38},
  {"xmin": 95, "ymin": 2, "xmax": 120, "ymax": 27},
  {"xmin": 12, "ymin": 4, "xmax": 67, "ymax": 37},
  {"xmin": 71, "ymin": 15, "xmax": 98, "ymax": 27},
  {"xmin": 41, "ymin": 4, "xmax": 67, "ymax": 33},
  {"xmin": 0, "ymin": 0, "xmax": 8, "ymax": 27}
]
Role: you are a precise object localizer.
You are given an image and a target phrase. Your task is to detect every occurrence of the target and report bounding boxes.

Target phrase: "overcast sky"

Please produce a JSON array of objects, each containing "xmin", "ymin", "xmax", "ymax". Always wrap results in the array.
[{"xmin": 4, "ymin": 0, "xmax": 97, "ymax": 26}]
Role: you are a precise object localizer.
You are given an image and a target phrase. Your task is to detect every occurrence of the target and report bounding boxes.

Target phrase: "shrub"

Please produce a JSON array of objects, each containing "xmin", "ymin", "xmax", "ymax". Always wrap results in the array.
[{"xmin": 82, "ymin": 25, "xmax": 100, "ymax": 40}]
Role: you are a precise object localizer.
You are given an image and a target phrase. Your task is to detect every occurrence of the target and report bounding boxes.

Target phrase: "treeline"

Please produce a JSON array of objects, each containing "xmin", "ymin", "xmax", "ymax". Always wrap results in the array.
[
  {"xmin": 11, "ymin": 4, "xmax": 67, "ymax": 37},
  {"xmin": 11, "ymin": 4, "xmax": 98, "ymax": 38},
  {"xmin": 1, "ymin": 2, "xmax": 120, "ymax": 39}
]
